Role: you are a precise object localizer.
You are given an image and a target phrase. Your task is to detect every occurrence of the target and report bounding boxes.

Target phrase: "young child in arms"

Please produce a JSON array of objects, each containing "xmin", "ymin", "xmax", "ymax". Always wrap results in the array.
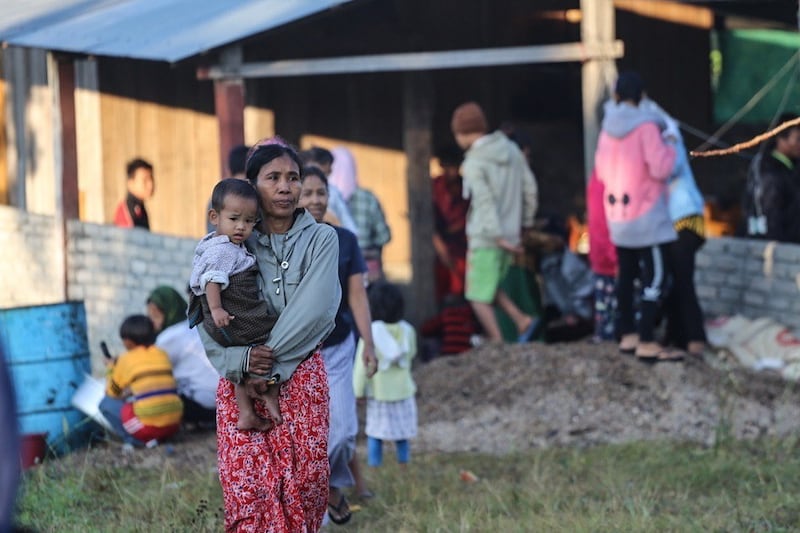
[{"xmin": 189, "ymin": 178, "xmax": 279, "ymax": 431}]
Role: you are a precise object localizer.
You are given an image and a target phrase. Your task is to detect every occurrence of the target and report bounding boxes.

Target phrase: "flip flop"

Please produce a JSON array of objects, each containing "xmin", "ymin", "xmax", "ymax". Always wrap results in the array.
[
  {"xmin": 518, "ymin": 318, "xmax": 541, "ymax": 343},
  {"xmin": 328, "ymin": 492, "xmax": 352, "ymax": 525},
  {"xmin": 635, "ymin": 348, "xmax": 685, "ymax": 363},
  {"xmin": 657, "ymin": 348, "xmax": 686, "ymax": 363},
  {"xmin": 634, "ymin": 350, "xmax": 660, "ymax": 362}
]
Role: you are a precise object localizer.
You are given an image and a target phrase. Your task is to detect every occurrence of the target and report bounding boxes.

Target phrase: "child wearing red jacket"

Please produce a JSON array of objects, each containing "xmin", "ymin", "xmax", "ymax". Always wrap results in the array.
[{"xmin": 587, "ymin": 169, "xmax": 618, "ymax": 342}]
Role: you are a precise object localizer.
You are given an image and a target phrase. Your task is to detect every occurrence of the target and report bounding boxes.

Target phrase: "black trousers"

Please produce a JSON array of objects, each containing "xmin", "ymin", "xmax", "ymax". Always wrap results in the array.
[
  {"xmin": 616, "ymin": 243, "xmax": 670, "ymax": 343},
  {"xmin": 664, "ymin": 229, "xmax": 707, "ymax": 348}
]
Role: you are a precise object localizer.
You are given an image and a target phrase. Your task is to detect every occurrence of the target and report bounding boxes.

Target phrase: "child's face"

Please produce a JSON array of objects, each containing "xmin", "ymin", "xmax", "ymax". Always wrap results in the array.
[
  {"xmin": 128, "ymin": 167, "xmax": 155, "ymax": 200},
  {"xmin": 209, "ymin": 194, "xmax": 259, "ymax": 244}
]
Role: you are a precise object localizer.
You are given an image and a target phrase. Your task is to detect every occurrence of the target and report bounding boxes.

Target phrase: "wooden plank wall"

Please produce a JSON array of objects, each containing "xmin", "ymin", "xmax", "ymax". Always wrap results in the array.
[{"xmin": 97, "ymin": 59, "xmax": 219, "ymax": 239}]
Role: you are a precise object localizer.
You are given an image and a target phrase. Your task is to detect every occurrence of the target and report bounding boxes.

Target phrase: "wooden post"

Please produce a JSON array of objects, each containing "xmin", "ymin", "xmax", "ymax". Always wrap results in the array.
[
  {"xmin": 56, "ymin": 57, "xmax": 79, "ymax": 220},
  {"xmin": 213, "ymin": 46, "xmax": 245, "ymax": 178},
  {"xmin": 581, "ymin": 0, "xmax": 617, "ymax": 180},
  {"xmin": 403, "ymin": 71, "xmax": 435, "ymax": 326}
]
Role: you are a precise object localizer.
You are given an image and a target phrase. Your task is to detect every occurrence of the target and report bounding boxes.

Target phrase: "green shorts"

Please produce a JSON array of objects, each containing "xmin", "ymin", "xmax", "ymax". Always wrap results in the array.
[{"xmin": 465, "ymin": 247, "xmax": 511, "ymax": 304}]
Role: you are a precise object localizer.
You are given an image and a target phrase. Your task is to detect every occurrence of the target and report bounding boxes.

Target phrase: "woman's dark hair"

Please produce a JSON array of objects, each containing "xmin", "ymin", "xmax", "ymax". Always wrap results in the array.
[
  {"xmin": 119, "ymin": 314, "xmax": 157, "ymax": 347},
  {"xmin": 301, "ymin": 165, "xmax": 329, "ymax": 187},
  {"xmin": 211, "ymin": 178, "xmax": 259, "ymax": 212},
  {"xmin": 299, "ymin": 146, "xmax": 334, "ymax": 169},
  {"xmin": 245, "ymin": 143, "xmax": 303, "ymax": 185},
  {"xmin": 367, "ymin": 281, "xmax": 405, "ymax": 324}
]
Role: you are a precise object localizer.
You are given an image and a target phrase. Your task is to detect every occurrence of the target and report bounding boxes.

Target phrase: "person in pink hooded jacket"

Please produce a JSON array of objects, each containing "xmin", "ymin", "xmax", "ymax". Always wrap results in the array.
[{"xmin": 594, "ymin": 71, "xmax": 682, "ymax": 361}]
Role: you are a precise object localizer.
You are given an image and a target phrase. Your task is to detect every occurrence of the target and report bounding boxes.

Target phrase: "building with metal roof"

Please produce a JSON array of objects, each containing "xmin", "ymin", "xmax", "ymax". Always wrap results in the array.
[{"xmin": 0, "ymin": 0, "xmax": 352, "ymax": 63}]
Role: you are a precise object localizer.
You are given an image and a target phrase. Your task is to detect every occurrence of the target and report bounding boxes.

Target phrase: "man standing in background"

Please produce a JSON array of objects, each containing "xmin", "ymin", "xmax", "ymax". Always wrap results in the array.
[{"xmin": 450, "ymin": 101, "xmax": 539, "ymax": 343}]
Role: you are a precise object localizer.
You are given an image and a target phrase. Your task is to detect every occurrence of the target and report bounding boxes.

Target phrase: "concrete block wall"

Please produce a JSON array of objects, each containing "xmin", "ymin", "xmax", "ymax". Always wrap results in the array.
[
  {"xmin": 2, "ymin": 205, "xmax": 798, "ymax": 374},
  {"xmin": 696, "ymin": 237, "xmax": 800, "ymax": 331},
  {"xmin": 0, "ymin": 206, "xmax": 64, "ymax": 307},
  {"xmin": 65, "ymin": 220, "xmax": 196, "ymax": 373}
]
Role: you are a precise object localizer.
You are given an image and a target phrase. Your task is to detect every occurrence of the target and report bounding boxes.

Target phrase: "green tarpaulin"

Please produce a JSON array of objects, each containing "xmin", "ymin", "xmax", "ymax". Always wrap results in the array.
[{"xmin": 714, "ymin": 29, "xmax": 800, "ymax": 124}]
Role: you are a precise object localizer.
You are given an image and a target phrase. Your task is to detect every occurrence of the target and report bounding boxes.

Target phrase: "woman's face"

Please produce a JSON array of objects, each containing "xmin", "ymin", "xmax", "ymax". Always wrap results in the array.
[
  {"xmin": 146, "ymin": 302, "xmax": 165, "ymax": 333},
  {"xmin": 254, "ymin": 154, "xmax": 301, "ymax": 221},
  {"xmin": 298, "ymin": 175, "xmax": 329, "ymax": 223}
]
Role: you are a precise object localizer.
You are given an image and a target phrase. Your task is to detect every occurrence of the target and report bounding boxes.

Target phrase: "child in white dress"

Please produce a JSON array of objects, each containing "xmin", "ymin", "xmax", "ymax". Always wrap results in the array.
[{"xmin": 353, "ymin": 281, "xmax": 417, "ymax": 466}]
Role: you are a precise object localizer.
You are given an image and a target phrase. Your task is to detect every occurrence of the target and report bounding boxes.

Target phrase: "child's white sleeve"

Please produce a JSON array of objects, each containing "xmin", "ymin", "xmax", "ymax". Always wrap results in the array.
[{"xmin": 352, "ymin": 338, "xmax": 368, "ymax": 398}]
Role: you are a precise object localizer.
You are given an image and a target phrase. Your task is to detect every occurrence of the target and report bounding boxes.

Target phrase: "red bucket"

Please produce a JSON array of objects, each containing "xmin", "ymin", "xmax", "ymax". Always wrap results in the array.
[{"xmin": 20, "ymin": 433, "xmax": 48, "ymax": 469}]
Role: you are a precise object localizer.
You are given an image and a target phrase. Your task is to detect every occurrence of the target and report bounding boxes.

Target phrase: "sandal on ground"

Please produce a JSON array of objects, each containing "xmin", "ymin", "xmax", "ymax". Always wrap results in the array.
[
  {"xmin": 657, "ymin": 348, "xmax": 686, "ymax": 362},
  {"xmin": 328, "ymin": 492, "xmax": 352, "ymax": 525},
  {"xmin": 619, "ymin": 333, "xmax": 639, "ymax": 355},
  {"xmin": 635, "ymin": 347, "xmax": 685, "ymax": 362},
  {"xmin": 517, "ymin": 318, "xmax": 541, "ymax": 343}
]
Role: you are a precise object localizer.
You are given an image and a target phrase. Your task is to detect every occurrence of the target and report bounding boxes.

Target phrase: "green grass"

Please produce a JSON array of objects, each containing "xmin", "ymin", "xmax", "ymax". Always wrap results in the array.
[{"xmin": 15, "ymin": 438, "xmax": 800, "ymax": 532}]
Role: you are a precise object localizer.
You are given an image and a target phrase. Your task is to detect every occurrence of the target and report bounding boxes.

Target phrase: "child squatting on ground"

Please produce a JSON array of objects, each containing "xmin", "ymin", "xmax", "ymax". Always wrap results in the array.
[
  {"xmin": 188, "ymin": 178, "xmax": 280, "ymax": 431},
  {"xmin": 353, "ymin": 281, "xmax": 418, "ymax": 467},
  {"xmin": 99, "ymin": 315, "xmax": 183, "ymax": 447}
]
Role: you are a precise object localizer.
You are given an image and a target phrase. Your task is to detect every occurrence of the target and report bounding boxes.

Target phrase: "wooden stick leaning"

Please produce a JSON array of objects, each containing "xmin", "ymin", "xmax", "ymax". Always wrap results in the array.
[{"xmin": 690, "ymin": 117, "xmax": 800, "ymax": 158}]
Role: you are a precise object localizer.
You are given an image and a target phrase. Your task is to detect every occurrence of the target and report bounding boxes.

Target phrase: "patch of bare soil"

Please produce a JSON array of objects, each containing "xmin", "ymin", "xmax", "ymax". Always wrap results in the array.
[
  {"xmin": 414, "ymin": 341, "xmax": 800, "ymax": 454},
  {"xmin": 53, "ymin": 341, "xmax": 800, "ymax": 471}
]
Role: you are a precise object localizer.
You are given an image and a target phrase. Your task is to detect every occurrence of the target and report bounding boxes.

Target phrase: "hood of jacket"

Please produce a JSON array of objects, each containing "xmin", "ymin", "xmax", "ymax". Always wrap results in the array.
[
  {"xmin": 601, "ymin": 100, "xmax": 666, "ymax": 139},
  {"xmin": 466, "ymin": 130, "xmax": 518, "ymax": 166},
  {"xmin": 246, "ymin": 208, "xmax": 318, "ymax": 254},
  {"xmin": 328, "ymin": 146, "xmax": 358, "ymax": 201}
]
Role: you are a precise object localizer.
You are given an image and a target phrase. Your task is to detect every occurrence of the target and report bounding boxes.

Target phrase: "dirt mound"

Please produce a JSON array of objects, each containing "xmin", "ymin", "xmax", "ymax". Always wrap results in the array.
[
  {"xmin": 413, "ymin": 341, "xmax": 800, "ymax": 454},
  {"xmin": 53, "ymin": 341, "xmax": 800, "ymax": 472}
]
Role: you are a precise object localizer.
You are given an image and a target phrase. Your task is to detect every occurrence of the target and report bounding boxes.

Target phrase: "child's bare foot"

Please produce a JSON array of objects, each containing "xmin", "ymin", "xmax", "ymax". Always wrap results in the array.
[
  {"xmin": 237, "ymin": 410, "xmax": 274, "ymax": 431},
  {"xmin": 262, "ymin": 395, "xmax": 283, "ymax": 426}
]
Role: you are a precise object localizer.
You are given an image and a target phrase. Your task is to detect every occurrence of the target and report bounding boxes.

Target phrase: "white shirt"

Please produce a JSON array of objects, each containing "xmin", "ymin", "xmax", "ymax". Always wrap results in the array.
[{"xmin": 156, "ymin": 320, "xmax": 220, "ymax": 409}]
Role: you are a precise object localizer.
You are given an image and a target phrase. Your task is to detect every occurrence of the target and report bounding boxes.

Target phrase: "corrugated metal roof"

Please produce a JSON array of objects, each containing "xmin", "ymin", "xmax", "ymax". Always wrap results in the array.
[{"xmin": 0, "ymin": 0, "xmax": 352, "ymax": 63}]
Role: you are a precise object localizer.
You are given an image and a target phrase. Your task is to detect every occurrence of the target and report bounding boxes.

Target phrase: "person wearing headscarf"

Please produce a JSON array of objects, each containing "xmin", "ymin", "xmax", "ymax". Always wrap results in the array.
[
  {"xmin": 146, "ymin": 286, "xmax": 218, "ymax": 427},
  {"xmin": 328, "ymin": 146, "xmax": 392, "ymax": 281}
]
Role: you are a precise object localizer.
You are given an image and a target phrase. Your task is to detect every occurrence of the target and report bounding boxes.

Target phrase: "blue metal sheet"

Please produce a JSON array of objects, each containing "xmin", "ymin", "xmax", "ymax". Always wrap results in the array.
[
  {"xmin": 0, "ymin": 0, "xmax": 352, "ymax": 63},
  {"xmin": 12, "ymin": 358, "xmax": 88, "ymax": 415},
  {"xmin": 0, "ymin": 302, "xmax": 89, "ymax": 364}
]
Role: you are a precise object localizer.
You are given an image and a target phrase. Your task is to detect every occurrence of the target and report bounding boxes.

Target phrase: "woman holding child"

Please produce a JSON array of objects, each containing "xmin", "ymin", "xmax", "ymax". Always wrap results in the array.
[{"xmin": 197, "ymin": 138, "xmax": 341, "ymax": 532}]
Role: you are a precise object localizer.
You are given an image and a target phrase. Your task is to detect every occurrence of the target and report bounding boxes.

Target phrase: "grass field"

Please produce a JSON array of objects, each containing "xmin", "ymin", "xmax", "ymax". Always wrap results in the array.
[{"xmin": 15, "ymin": 437, "xmax": 800, "ymax": 532}]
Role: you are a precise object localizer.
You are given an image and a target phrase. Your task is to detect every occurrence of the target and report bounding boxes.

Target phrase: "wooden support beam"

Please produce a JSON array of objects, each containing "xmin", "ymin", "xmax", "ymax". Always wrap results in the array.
[
  {"xmin": 57, "ymin": 58, "xmax": 79, "ymax": 220},
  {"xmin": 581, "ymin": 0, "xmax": 618, "ymax": 180},
  {"xmin": 197, "ymin": 42, "xmax": 624, "ymax": 80},
  {"xmin": 213, "ymin": 46, "xmax": 245, "ymax": 178},
  {"xmin": 403, "ymin": 71, "xmax": 435, "ymax": 327},
  {"xmin": 614, "ymin": 0, "xmax": 714, "ymax": 29}
]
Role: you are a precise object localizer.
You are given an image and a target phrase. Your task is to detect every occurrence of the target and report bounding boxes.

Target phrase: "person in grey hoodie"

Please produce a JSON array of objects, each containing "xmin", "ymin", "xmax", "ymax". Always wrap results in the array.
[
  {"xmin": 594, "ymin": 72, "xmax": 681, "ymax": 361},
  {"xmin": 450, "ymin": 102, "xmax": 539, "ymax": 343},
  {"xmin": 197, "ymin": 138, "xmax": 341, "ymax": 532}
]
